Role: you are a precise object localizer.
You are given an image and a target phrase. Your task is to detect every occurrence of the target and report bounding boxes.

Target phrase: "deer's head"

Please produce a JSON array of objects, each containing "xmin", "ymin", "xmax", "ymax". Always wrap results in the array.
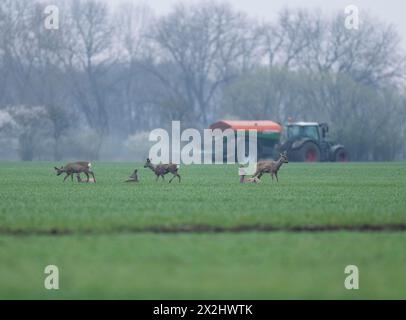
[
  {"xmin": 280, "ymin": 151, "xmax": 289, "ymax": 163},
  {"xmin": 144, "ymin": 158, "xmax": 152, "ymax": 168},
  {"xmin": 130, "ymin": 169, "xmax": 138, "ymax": 178},
  {"xmin": 54, "ymin": 166, "xmax": 65, "ymax": 176}
]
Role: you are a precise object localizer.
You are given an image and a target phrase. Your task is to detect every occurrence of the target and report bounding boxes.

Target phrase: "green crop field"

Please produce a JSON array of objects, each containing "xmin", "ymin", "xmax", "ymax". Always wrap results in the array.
[{"xmin": 0, "ymin": 162, "xmax": 406, "ymax": 299}]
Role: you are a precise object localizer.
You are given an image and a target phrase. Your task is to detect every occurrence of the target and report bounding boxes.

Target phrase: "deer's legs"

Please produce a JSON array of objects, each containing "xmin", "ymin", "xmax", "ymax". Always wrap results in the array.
[
  {"xmin": 169, "ymin": 173, "xmax": 180, "ymax": 183},
  {"xmin": 275, "ymin": 172, "xmax": 279, "ymax": 182},
  {"xmin": 255, "ymin": 170, "xmax": 264, "ymax": 179},
  {"xmin": 84, "ymin": 171, "xmax": 90, "ymax": 182},
  {"xmin": 63, "ymin": 173, "xmax": 70, "ymax": 182},
  {"xmin": 175, "ymin": 171, "xmax": 181, "ymax": 183},
  {"xmin": 88, "ymin": 170, "xmax": 96, "ymax": 183}
]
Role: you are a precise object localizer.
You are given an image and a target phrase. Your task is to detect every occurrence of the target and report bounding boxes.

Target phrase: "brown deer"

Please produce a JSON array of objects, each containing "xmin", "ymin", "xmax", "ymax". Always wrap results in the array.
[
  {"xmin": 253, "ymin": 152, "xmax": 288, "ymax": 182},
  {"xmin": 144, "ymin": 158, "xmax": 181, "ymax": 183},
  {"xmin": 239, "ymin": 167, "xmax": 261, "ymax": 183},
  {"xmin": 54, "ymin": 161, "xmax": 96, "ymax": 183},
  {"xmin": 125, "ymin": 169, "xmax": 139, "ymax": 183},
  {"xmin": 240, "ymin": 176, "xmax": 261, "ymax": 184}
]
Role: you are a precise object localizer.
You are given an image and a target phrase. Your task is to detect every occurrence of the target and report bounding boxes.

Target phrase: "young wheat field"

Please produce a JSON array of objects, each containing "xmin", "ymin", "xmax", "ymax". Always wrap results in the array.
[{"xmin": 0, "ymin": 162, "xmax": 405, "ymax": 299}]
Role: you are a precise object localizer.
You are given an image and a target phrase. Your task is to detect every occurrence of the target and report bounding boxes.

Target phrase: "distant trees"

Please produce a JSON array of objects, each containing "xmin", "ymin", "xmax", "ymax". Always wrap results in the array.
[
  {"xmin": 149, "ymin": 2, "xmax": 257, "ymax": 127},
  {"xmin": 223, "ymin": 68, "xmax": 406, "ymax": 161},
  {"xmin": 60, "ymin": 0, "xmax": 115, "ymax": 155},
  {"xmin": 0, "ymin": 0, "xmax": 405, "ymax": 161},
  {"xmin": 223, "ymin": 9, "xmax": 406, "ymax": 161},
  {"xmin": 0, "ymin": 106, "xmax": 51, "ymax": 161}
]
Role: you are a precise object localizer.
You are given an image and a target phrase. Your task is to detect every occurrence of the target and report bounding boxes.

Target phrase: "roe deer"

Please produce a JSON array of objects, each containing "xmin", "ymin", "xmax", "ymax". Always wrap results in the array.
[
  {"xmin": 125, "ymin": 169, "xmax": 139, "ymax": 182},
  {"xmin": 238, "ymin": 167, "xmax": 260, "ymax": 183},
  {"xmin": 253, "ymin": 152, "xmax": 288, "ymax": 182},
  {"xmin": 54, "ymin": 161, "xmax": 96, "ymax": 183},
  {"xmin": 144, "ymin": 158, "xmax": 181, "ymax": 183},
  {"xmin": 240, "ymin": 176, "xmax": 261, "ymax": 184}
]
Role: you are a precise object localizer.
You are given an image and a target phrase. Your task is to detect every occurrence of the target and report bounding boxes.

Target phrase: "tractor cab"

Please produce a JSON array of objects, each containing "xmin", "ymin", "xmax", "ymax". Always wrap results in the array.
[
  {"xmin": 286, "ymin": 122, "xmax": 323, "ymax": 141},
  {"xmin": 281, "ymin": 122, "xmax": 348, "ymax": 162}
]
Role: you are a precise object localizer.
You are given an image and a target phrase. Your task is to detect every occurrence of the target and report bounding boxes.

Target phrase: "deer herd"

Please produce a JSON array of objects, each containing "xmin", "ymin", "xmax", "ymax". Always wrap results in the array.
[{"xmin": 54, "ymin": 152, "xmax": 288, "ymax": 184}]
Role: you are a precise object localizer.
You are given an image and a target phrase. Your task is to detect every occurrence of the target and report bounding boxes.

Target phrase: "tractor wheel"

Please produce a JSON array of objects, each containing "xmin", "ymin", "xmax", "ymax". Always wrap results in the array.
[
  {"xmin": 297, "ymin": 142, "xmax": 320, "ymax": 162},
  {"xmin": 334, "ymin": 148, "xmax": 348, "ymax": 162}
]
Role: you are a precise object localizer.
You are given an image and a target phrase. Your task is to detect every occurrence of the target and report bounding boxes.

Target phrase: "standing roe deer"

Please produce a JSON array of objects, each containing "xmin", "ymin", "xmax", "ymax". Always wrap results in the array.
[
  {"xmin": 253, "ymin": 152, "xmax": 288, "ymax": 182},
  {"xmin": 144, "ymin": 158, "xmax": 181, "ymax": 183},
  {"xmin": 54, "ymin": 161, "xmax": 96, "ymax": 183}
]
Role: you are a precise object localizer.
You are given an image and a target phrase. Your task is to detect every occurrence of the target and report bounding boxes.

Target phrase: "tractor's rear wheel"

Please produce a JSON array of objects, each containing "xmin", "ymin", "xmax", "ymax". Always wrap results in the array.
[
  {"xmin": 334, "ymin": 148, "xmax": 348, "ymax": 162},
  {"xmin": 297, "ymin": 142, "xmax": 320, "ymax": 162}
]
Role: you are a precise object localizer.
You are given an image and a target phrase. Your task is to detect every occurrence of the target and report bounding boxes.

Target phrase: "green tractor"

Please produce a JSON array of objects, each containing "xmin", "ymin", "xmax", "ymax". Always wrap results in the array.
[
  {"xmin": 278, "ymin": 122, "xmax": 348, "ymax": 162},
  {"xmin": 209, "ymin": 120, "xmax": 348, "ymax": 162}
]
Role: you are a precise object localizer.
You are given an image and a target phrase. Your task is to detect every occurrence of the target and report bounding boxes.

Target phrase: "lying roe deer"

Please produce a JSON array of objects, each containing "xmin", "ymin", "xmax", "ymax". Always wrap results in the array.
[
  {"xmin": 125, "ymin": 169, "xmax": 139, "ymax": 183},
  {"xmin": 253, "ymin": 151, "xmax": 288, "ymax": 182},
  {"xmin": 240, "ymin": 176, "xmax": 261, "ymax": 184},
  {"xmin": 144, "ymin": 158, "xmax": 181, "ymax": 183},
  {"xmin": 239, "ymin": 167, "xmax": 261, "ymax": 183},
  {"xmin": 54, "ymin": 161, "xmax": 96, "ymax": 183}
]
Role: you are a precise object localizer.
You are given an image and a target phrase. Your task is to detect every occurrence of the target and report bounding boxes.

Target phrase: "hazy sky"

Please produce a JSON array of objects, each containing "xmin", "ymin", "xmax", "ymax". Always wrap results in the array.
[{"xmin": 110, "ymin": 0, "xmax": 406, "ymax": 48}]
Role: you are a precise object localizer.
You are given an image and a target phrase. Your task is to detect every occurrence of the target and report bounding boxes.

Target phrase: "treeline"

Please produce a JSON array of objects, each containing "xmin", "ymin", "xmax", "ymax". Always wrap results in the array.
[{"xmin": 0, "ymin": 0, "xmax": 405, "ymax": 161}]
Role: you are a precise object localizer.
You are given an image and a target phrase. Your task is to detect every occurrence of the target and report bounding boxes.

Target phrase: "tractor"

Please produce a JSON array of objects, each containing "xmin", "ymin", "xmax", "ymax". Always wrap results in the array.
[
  {"xmin": 209, "ymin": 120, "xmax": 348, "ymax": 162},
  {"xmin": 278, "ymin": 122, "xmax": 348, "ymax": 162}
]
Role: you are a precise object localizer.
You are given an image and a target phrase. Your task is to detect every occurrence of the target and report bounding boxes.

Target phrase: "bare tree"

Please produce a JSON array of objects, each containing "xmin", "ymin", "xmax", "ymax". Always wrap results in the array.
[
  {"xmin": 113, "ymin": 3, "xmax": 157, "ymax": 135},
  {"xmin": 259, "ymin": 9, "xmax": 316, "ymax": 69},
  {"xmin": 0, "ymin": 0, "xmax": 38, "ymax": 103},
  {"xmin": 300, "ymin": 12, "xmax": 405, "ymax": 87},
  {"xmin": 54, "ymin": 0, "xmax": 115, "ymax": 156},
  {"xmin": 149, "ymin": 2, "xmax": 256, "ymax": 126}
]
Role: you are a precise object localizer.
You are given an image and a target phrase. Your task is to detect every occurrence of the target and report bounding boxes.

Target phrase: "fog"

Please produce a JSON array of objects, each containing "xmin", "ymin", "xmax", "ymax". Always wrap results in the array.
[
  {"xmin": 0, "ymin": 0, "xmax": 405, "ymax": 162},
  {"xmin": 109, "ymin": 0, "xmax": 406, "ymax": 48}
]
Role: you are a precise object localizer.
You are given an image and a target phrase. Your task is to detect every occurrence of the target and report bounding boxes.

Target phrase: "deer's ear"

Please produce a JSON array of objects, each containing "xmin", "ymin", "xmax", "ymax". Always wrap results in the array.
[{"xmin": 54, "ymin": 167, "xmax": 59, "ymax": 170}]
